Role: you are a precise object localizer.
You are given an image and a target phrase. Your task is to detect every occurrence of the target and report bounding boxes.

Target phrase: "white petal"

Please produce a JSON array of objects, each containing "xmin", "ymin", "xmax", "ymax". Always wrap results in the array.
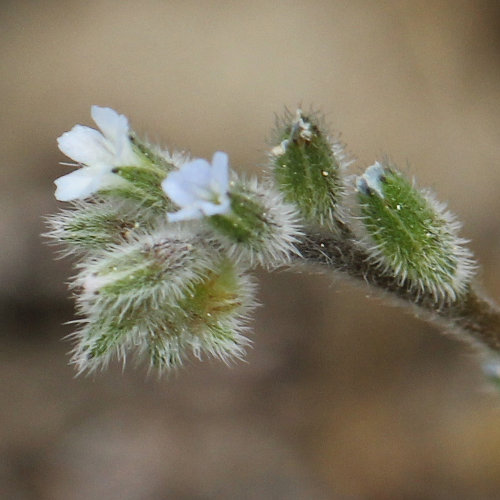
[
  {"xmin": 91, "ymin": 106, "xmax": 138, "ymax": 166},
  {"xmin": 98, "ymin": 171, "xmax": 130, "ymax": 190},
  {"xmin": 57, "ymin": 125, "xmax": 114, "ymax": 165},
  {"xmin": 91, "ymin": 106, "xmax": 129, "ymax": 143},
  {"xmin": 54, "ymin": 167, "xmax": 103, "ymax": 201},
  {"xmin": 162, "ymin": 161, "xmax": 212, "ymax": 205},
  {"xmin": 162, "ymin": 152, "xmax": 232, "ymax": 221},
  {"xmin": 162, "ymin": 171, "xmax": 198, "ymax": 206},
  {"xmin": 179, "ymin": 160, "xmax": 212, "ymax": 186},
  {"xmin": 357, "ymin": 161, "xmax": 385, "ymax": 198},
  {"xmin": 211, "ymin": 151, "xmax": 229, "ymax": 191}
]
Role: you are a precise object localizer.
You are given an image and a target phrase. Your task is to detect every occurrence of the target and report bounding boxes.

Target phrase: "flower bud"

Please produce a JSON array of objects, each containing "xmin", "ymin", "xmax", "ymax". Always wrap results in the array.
[
  {"xmin": 45, "ymin": 200, "xmax": 151, "ymax": 255},
  {"xmin": 270, "ymin": 109, "xmax": 348, "ymax": 230},
  {"xmin": 70, "ymin": 229, "xmax": 256, "ymax": 373},
  {"xmin": 208, "ymin": 177, "xmax": 302, "ymax": 267},
  {"xmin": 356, "ymin": 161, "xmax": 476, "ymax": 303}
]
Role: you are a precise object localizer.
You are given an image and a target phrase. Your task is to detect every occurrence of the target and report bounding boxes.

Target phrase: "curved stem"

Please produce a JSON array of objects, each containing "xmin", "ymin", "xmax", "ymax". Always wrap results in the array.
[{"xmin": 296, "ymin": 230, "xmax": 500, "ymax": 354}]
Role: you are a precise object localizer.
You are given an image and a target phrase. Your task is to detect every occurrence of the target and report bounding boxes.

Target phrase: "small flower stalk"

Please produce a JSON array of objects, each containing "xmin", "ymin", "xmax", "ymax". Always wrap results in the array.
[{"xmin": 47, "ymin": 104, "xmax": 500, "ymax": 386}]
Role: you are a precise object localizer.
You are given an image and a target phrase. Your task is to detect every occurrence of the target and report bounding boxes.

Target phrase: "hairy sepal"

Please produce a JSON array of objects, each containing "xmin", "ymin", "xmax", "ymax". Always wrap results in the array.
[
  {"xmin": 207, "ymin": 176, "xmax": 303, "ymax": 268},
  {"xmin": 44, "ymin": 199, "xmax": 156, "ymax": 257},
  {"xmin": 70, "ymin": 229, "xmax": 257, "ymax": 374}
]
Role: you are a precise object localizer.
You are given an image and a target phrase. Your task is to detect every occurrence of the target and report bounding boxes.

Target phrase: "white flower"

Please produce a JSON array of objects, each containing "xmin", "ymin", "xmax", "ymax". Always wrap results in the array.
[
  {"xmin": 54, "ymin": 106, "xmax": 138, "ymax": 201},
  {"xmin": 162, "ymin": 152, "xmax": 231, "ymax": 222}
]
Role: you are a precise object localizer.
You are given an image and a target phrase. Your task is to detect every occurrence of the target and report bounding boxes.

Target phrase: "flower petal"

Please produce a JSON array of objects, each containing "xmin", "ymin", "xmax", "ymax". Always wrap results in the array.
[
  {"xmin": 57, "ymin": 125, "xmax": 114, "ymax": 165},
  {"xmin": 54, "ymin": 167, "xmax": 104, "ymax": 201},
  {"xmin": 162, "ymin": 152, "xmax": 232, "ymax": 222},
  {"xmin": 91, "ymin": 106, "xmax": 129, "ymax": 144},
  {"xmin": 53, "ymin": 164, "xmax": 128, "ymax": 201},
  {"xmin": 162, "ymin": 171, "xmax": 197, "ymax": 206},
  {"xmin": 162, "ymin": 160, "xmax": 213, "ymax": 205},
  {"xmin": 211, "ymin": 151, "xmax": 229, "ymax": 191},
  {"xmin": 91, "ymin": 106, "xmax": 137, "ymax": 165},
  {"xmin": 178, "ymin": 159, "xmax": 212, "ymax": 187}
]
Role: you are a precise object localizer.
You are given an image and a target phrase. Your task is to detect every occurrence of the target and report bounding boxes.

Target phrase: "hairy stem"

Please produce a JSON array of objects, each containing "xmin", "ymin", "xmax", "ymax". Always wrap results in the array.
[{"xmin": 296, "ymin": 230, "xmax": 500, "ymax": 353}]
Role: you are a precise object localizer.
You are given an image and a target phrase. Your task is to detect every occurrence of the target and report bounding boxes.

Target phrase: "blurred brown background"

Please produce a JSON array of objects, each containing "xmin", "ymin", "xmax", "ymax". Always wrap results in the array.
[{"xmin": 2, "ymin": 1, "xmax": 500, "ymax": 498}]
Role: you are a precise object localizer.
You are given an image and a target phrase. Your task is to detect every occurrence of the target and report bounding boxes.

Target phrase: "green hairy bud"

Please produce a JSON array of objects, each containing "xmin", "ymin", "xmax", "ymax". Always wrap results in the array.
[
  {"xmin": 271, "ymin": 109, "xmax": 348, "ymax": 230},
  {"xmin": 45, "ymin": 200, "xmax": 153, "ymax": 256},
  {"xmin": 208, "ymin": 176, "xmax": 302, "ymax": 267},
  {"xmin": 71, "ymin": 229, "xmax": 256, "ymax": 373},
  {"xmin": 356, "ymin": 161, "xmax": 476, "ymax": 304}
]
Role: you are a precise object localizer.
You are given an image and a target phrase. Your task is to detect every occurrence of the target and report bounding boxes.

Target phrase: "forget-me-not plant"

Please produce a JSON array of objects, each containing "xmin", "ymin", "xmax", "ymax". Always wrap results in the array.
[{"xmin": 46, "ymin": 105, "xmax": 500, "ymax": 385}]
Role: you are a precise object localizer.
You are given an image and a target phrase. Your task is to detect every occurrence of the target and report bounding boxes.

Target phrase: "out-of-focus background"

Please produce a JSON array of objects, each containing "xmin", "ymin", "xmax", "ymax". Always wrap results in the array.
[{"xmin": 2, "ymin": 1, "xmax": 500, "ymax": 498}]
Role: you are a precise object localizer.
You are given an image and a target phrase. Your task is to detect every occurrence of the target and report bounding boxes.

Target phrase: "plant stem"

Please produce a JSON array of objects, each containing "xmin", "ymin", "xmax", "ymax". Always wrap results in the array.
[{"xmin": 296, "ymin": 230, "xmax": 500, "ymax": 353}]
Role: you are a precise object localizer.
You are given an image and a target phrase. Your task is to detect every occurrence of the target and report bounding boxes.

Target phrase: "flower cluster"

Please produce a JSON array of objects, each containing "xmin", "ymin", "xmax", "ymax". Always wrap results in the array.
[
  {"xmin": 48, "ymin": 105, "xmax": 479, "ymax": 377},
  {"xmin": 48, "ymin": 106, "xmax": 302, "ymax": 374}
]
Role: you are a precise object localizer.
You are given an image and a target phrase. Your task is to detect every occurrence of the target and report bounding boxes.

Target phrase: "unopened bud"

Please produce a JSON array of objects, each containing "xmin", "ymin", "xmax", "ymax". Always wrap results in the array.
[
  {"xmin": 356, "ymin": 161, "xmax": 476, "ymax": 303},
  {"xmin": 271, "ymin": 109, "xmax": 348, "ymax": 230}
]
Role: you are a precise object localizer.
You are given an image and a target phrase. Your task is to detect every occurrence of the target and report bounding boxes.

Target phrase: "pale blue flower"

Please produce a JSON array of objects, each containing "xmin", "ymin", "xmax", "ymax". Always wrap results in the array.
[
  {"xmin": 54, "ymin": 106, "xmax": 137, "ymax": 201},
  {"xmin": 162, "ymin": 152, "xmax": 231, "ymax": 222}
]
